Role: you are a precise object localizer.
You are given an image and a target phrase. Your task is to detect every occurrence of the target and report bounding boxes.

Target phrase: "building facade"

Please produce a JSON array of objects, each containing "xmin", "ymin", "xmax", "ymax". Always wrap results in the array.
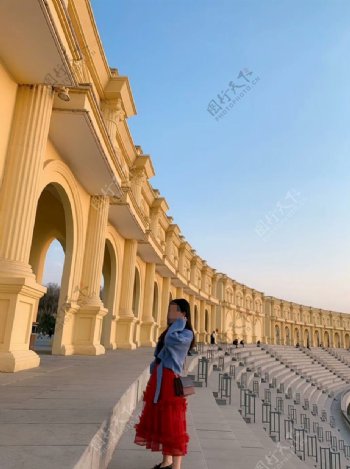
[{"xmin": 0, "ymin": 0, "xmax": 348, "ymax": 373}]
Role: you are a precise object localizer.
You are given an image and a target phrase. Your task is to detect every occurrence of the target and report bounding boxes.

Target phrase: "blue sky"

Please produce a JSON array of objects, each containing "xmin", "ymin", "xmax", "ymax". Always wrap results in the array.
[{"xmin": 44, "ymin": 0, "xmax": 350, "ymax": 313}]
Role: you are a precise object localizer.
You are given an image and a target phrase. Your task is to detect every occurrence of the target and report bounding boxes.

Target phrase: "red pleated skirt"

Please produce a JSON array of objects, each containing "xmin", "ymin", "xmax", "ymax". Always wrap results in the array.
[{"xmin": 134, "ymin": 363, "xmax": 190, "ymax": 456}]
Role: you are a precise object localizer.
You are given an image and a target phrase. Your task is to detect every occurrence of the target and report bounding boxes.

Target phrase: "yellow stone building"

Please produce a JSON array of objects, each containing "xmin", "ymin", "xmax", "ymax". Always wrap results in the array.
[{"xmin": 0, "ymin": 0, "xmax": 348, "ymax": 373}]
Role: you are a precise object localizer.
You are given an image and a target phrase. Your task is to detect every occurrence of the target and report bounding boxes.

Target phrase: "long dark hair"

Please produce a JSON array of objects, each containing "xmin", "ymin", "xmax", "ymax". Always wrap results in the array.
[{"xmin": 156, "ymin": 298, "xmax": 196, "ymax": 353}]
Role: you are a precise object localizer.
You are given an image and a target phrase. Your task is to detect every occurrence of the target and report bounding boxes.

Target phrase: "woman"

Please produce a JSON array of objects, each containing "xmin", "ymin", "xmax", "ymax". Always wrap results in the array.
[{"xmin": 134, "ymin": 298, "xmax": 195, "ymax": 469}]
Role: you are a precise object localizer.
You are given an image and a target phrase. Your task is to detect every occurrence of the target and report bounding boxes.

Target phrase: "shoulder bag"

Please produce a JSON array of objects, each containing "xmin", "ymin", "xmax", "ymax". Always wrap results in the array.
[{"xmin": 174, "ymin": 356, "xmax": 195, "ymax": 397}]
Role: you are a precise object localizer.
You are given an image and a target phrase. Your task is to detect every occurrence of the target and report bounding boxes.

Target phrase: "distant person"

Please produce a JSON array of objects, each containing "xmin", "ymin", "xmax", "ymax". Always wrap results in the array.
[
  {"xmin": 210, "ymin": 330, "xmax": 216, "ymax": 345},
  {"xmin": 240, "ymin": 339, "xmax": 245, "ymax": 348},
  {"xmin": 233, "ymin": 338, "xmax": 239, "ymax": 348},
  {"xmin": 295, "ymin": 342, "xmax": 300, "ymax": 348},
  {"xmin": 257, "ymin": 340, "xmax": 261, "ymax": 347}
]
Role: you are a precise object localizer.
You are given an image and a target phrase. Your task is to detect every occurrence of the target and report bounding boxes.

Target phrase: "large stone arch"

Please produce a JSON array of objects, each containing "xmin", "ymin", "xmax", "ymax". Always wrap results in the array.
[
  {"xmin": 304, "ymin": 328, "xmax": 310, "ymax": 347},
  {"xmin": 285, "ymin": 326, "xmax": 291, "ymax": 345},
  {"xmin": 153, "ymin": 282, "xmax": 159, "ymax": 322},
  {"xmin": 38, "ymin": 159, "xmax": 85, "ymax": 302},
  {"xmin": 314, "ymin": 329, "xmax": 320, "ymax": 347},
  {"xmin": 32, "ymin": 160, "xmax": 85, "ymax": 355},
  {"xmin": 152, "ymin": 281, "xmax": 160, "ymax": 342},
  {"xmin": 345, "ymin": 333, "xmax": 350, "ymax": 349},
  {"xmin": 204, "ymin": 308, "xmax": 210, "ymax": 343},
  {"xmin": 274, "ymin": 324, "xmax": 280, "ymax": 345},
  {"xmin": 294, "ymin": 327, "xmax": 300, "ymax": 345},
  {"xmin": 334, "ymin": 332, "xmax": 340, "ymax": 348},
  {"xmin": 132, "ymin": 266, "xmax": 142, "ymax": 346},
  {"xmin": 100, "ymin": 230, "xmax": 121, "ymax": 349},
  {"xmin": 324, "ymin": 330, "xmax": 330, "ymax": 347},
  {"xmin": 194, "ymin": 304, "xmax": 199, "ymax": 332}
]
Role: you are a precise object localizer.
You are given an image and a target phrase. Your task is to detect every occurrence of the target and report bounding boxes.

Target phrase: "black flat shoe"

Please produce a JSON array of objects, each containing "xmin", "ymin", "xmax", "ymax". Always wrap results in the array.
[{"xmin": 152, "ymin": 464, "xmax": 173, "ymax": 469}]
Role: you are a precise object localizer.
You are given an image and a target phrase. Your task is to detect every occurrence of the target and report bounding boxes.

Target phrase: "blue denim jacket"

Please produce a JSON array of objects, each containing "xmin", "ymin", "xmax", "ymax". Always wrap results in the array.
[{"xmin": 150, "ymin": 317, "xmax": 193, "ymax": 403}]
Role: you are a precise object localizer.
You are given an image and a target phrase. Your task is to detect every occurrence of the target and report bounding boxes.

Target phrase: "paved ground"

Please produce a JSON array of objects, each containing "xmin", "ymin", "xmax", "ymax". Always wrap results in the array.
[
  {"xmin": 1, "ymin": 345, "xmax": 344, "ymax": 469},
  {"xmin": 109, "ymin": 350, "xmax": 310, "ymax": 469},
  {"xmin": 0, "ymin": 348, "xmax": 153, "ymax": 469}
]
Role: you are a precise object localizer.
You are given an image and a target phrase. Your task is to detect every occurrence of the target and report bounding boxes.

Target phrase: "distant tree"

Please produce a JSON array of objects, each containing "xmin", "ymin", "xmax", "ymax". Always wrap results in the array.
[{"xmin": 37, "ymin": 283, "xmax": 60, "ymax": 337}]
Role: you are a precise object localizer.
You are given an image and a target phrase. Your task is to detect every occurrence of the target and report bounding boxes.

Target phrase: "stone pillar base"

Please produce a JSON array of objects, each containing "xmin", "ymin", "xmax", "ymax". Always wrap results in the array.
[
  {"xmin": 0, "ymin": 274, "xmax": 46, "ymax": 372},
  {"xmin": 152, "ymin": 324, "xmax": 160, "ymax": 343},
  {"xmin": 73, "ymin": 343, "xmax": 106, "ymax": 355},
  {"xmin": 72, "ymin": 304, "xmax": 107, "ymax": 356},
  {"xmin": 198, "ymin": 332, "xmax": 206, "ymax": 343},
  {"xmin": 115, "ymin": 316, "xmax": 137, "ymax": 349},
  {"xmin": 0, "ymin": 349, "xmax": 40, "ymax": 372},
  {"xmin": 52, "ymin": 302, "xmax": 80, "ymax": 356},
  {"xmin": 139, "ymin": 320, "xmax": 156, "ymax": 347},
  {"xmin": 101, "ymin": 317, "xmax": 117, "ymax": 350}
]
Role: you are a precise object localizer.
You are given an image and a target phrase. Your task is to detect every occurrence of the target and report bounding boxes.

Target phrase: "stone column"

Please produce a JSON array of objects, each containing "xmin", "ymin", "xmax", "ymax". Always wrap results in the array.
[
  {"xmin": 290, "ymin": 325, "xmax": 295, "ymax": 345},
  {"xmin": 198, "ymin": 300, "xmax": 206, "ymax": 343},
  {"xmin": 70, "ymin": 196, "xmax": 109, "ymax": 355},
  {"xmin": 211, "ymin": 304, "xmax": 217, "ymax": 334},
  {"xmin": 140, "ymin": 262, "xmax": 156, "ymax": 346},
  {"xmin": 251, "ymin": 314, "xmax": 257, "ymax": 343},
  {"xmin": 242, "ymin": 314, "xmax": 248, "ymax": 343},
  {"xmin": 217, "ymin": 303, "xmax": 225, "ymax": 343},
  {"xmin": 263, "ymin": 299, "xmax": 273, "ymax": 344},
  {"xmin": 206, "ymin": 305, "xmax": 212, "ymax": 342},
  {"xmin": 0, "ymin": 85, "xmax": 53, "ymax": 372},
  {"xmin": 341, "ymin": 330, "xmax": 345, "ymax": 349},
  {"xmin": 188, "ymin": 294, "xmax": 197, "ymax": 338},
  {"xmin": 159, "ymin": 276, "xmax": 171, "ymax": 335},
  {"xmin": 115, "ymin": 239, "xmax": 137, "ymax": 349},
  {"xmin": 279, "ymin": 321, "xmax": 285, "ymax": 345}
]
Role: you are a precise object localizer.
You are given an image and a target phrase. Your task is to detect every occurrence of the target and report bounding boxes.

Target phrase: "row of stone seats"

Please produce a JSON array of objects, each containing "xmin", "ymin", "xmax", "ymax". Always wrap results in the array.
[
  {"xmin": 215, "ymin": 350, "xmax": 340, "ymax": 467},
  {"xmin": 223, "ymin": 346, "xmax": 350, "ymax": 468}
]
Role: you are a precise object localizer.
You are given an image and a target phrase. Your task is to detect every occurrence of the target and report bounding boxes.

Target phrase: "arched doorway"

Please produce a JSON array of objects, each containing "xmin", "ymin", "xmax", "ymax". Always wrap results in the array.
[
  {"xmin": 194, "ymin": 305, "xmax": 198, "ymax": 333},
  {"xmin": 345, "ymin": 333, "xmax": 350, "ymax": 349},
  {"xmin": 314, "ymin": 330, "xmax": 320, "ymax": 347},
  {"xmin": 294, "ymin": 328, "xmax": 300, "ymax": 345},
  {"xmin": 274, "ymin": 324, "xmax": 280, "ymax": 345},
  {"xmin": 285, "ymin": 326, "xmax": 290, "ymax": 345},
  {"xmin": 324, "ymin": 330, "xmax": 330, "ymax": 347},
  {"xmin": 304, "ymin": 329, "xmax": 310, "ymax": 348},
  {"xmin": 29, "ymin": 183, "xmax": 75, "ymax": 355},
  {"xmin": 334, "ymin": 332, "xmax": 340, "ymax": 348},
  {"xmin": 100, "ymin": 238, "xmax": 118, "ymax": 349},
  {"xmin": 152, "ymin": 282, "xmax": 159, "ymax": 341},
  {"xmin": 132, "ymin": 268, "xmax": 141, "ymax": 346},
  {"xmin": 205, "ymin": 309, "xmax": 209, "ymax": 342}
]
